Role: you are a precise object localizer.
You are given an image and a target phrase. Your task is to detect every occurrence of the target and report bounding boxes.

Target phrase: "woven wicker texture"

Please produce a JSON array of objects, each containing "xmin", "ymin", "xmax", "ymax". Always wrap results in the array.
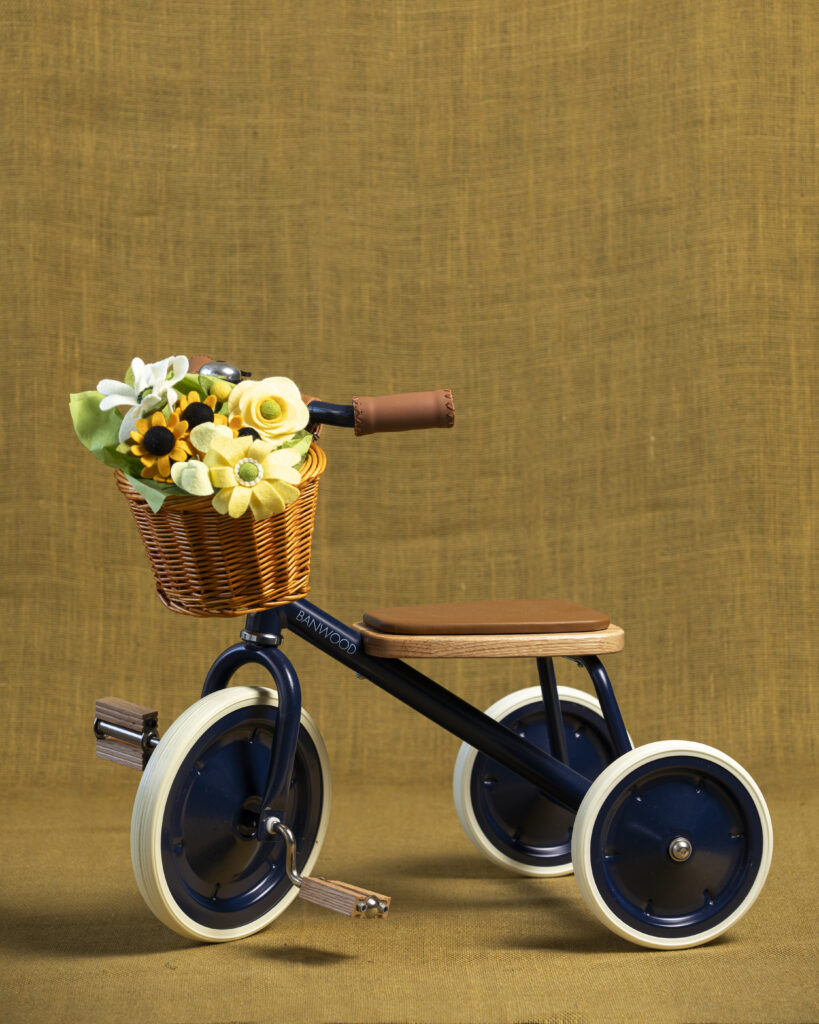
[
  {"xmin": 2, "ymin": 0, "xmax": 818, "ymax": 1020},
  {"xmin": 114, "ymin": 444, "xmax": 326, "ymax": 616}
]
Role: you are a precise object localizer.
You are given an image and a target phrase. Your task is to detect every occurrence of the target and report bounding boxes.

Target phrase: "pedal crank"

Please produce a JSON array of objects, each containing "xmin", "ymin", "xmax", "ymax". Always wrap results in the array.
[{"xmin": 267, "ymin": 820, "xmax": 390, "ymax": 919}]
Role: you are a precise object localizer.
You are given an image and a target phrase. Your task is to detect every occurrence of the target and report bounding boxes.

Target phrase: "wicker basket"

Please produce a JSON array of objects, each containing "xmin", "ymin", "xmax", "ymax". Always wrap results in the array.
[{"xmin": 115, "ymin": 443, "xmax": 326, "ymax": 617}]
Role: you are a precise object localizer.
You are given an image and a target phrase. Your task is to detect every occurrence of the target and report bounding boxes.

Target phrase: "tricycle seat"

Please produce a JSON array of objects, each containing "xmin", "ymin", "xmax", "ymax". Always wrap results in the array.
[{"xmin": 355, "ymin": 599, "xmax": 624, "ymax": 658}]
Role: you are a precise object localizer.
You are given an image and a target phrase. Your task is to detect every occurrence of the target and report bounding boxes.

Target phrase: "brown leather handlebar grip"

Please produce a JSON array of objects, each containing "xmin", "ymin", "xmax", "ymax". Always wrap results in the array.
[{"xmin": 352, "ymin": 389, "xmax": 455, "ymax": 436}]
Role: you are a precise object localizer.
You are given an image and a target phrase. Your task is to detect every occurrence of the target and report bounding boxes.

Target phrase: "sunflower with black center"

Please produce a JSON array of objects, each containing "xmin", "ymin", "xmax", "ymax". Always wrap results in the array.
[
  {"xmin": 174, "ymin": 391, "xmax": 243, "ymax": 449},
  {"xmin": 129, "ymin": 411, "xmax": 193, "ymax": 482}
]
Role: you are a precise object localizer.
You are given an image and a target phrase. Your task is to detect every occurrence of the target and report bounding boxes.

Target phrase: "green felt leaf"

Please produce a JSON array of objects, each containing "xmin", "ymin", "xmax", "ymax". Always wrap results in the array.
[
  {"xmin": 178, "ymin": 374, "xmax": 207, "ymax": 396},
  {"xmin": 97, "ymin": 444, "xmax": 139, "ymax": 474},
  {"xmin": 70, "ymin": 391, "xmax": 122, "ymax": 453},
  {"xmin": 281, "ymin": 428, "xmax": 310, "ymax": 449},
  {"xmin": 124, "ymin": 474, "xmax": 179, "ymax": 513},
  {"xmin": 72, "ymin": 387, "xmax": 194, "ymax": 513},
  {"xmin": 280, "ymin": 429, "xmax": 314, "ymax": 468}
]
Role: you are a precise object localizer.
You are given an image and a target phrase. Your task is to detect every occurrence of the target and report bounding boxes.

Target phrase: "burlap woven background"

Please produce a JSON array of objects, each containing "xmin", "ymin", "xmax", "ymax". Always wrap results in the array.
[{"xmin": 2, "ymin": 1, "xmax": 817, "ymax": 1022}]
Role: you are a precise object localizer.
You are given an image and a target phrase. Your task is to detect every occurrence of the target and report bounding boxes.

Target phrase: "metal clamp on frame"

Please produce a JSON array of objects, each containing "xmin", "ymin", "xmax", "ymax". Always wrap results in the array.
[
  {"xmin": 239, "ymin": 629, "xmax": 283, "ymax": 647},
  {"xmin": 240, "ymin": 608, "xmax": 285, "ymax": 648}
]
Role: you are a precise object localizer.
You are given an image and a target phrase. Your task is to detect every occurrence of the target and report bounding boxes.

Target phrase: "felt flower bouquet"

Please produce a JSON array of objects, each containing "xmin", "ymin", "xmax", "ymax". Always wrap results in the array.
[{"xmin": 71, "ymin": 355, "xmax": 314, "ymax": 520}]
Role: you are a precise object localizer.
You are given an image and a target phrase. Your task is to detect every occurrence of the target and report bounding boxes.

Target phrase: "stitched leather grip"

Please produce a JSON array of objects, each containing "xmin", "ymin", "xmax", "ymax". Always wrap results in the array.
[{"xmin": 352, "ymin": 389, "xmax": 455, "ymax": 436}]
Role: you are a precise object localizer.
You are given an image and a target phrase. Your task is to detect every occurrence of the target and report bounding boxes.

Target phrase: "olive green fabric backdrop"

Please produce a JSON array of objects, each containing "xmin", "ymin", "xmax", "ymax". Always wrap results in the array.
[{"xmin": 2, "ymin": 1, "xmax": 817, "ymax": 1021}]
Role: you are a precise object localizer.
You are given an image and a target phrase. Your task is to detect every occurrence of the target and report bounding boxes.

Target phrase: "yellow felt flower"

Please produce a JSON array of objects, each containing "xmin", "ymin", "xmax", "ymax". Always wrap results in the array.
[
  {"xmin": 188, "ymin": 422, "xmax": 234, "ymax": 454},
  {"xmin": 208, "ymin": 379, "xmax": 233, "ymax": 403},
  {"xmin": 174, "ymin": 391, "xmax": 244, "ymax": 452},
  {"xmin": 129, "ymin": 411, "xmax": 193, "ymax": 482},
  {"xmin": 227, "ymin": 376, "xmax": 309, "ymax": 446},
  {"xmin": 203, "ymin": 434, "xmax": 303, "ymax": 520}
]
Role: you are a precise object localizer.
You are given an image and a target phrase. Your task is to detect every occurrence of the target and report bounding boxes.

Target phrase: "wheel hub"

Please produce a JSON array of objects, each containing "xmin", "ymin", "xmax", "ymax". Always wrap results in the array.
[
  {"xmin": 235, "ymin": 795, "xmax": 262, "ymax": 839},
  {"xmin": 668, "ymin": 836, "xmax": 693, "ymax": 862}
]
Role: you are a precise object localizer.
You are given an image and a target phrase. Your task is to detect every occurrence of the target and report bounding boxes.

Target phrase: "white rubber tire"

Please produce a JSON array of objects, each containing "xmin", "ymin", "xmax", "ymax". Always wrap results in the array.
[
  {"xmin": 453, "ymin": 685, "xmax": 615, "ymax": 878},
  {"xmin": 131, "ymin": 686, "xmax": 331, "ymax": 942},
  {"xmin": 571, "ymin": 740, "xmax": 773, "ymax": 950}
]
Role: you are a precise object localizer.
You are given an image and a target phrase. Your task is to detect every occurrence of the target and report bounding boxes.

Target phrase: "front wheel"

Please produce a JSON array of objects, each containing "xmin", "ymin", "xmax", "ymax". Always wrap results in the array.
[
  {"xmin": 571, "ymin": 740, "xmax": 773, "ymax": 949},
  {"xmin": 131, "ymin": 685, "xmax": 331, "ymax": 942}
]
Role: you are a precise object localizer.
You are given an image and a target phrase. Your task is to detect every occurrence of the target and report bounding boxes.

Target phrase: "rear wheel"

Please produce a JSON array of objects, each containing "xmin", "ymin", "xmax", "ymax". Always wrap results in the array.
[
  {"xmin": 131, "ymin": 685, "xmax": 331, "ymax": 942},
  {"xmin": 453, "ymin": 685, "xmax": 623, "ymax": 877},
  {"xmin": 571, "ymin": 740, "xmax": 773, "ymax": 949}
]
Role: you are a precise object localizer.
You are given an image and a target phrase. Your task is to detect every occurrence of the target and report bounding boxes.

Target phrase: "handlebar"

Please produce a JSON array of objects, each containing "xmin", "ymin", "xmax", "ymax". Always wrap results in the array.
[{"xmin": 187, "ymin": 356, "xmax": 454, "ymax": 436}]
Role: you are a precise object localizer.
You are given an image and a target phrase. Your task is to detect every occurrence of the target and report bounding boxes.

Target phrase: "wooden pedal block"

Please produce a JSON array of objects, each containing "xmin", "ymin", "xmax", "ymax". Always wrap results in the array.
[
  {"xmin": 298, "ymin": 877, "xmax": 391, "ymax": 918},
  {"xmin": 95, "ymin": 696, "xmax": 158, "ymax": 771}
]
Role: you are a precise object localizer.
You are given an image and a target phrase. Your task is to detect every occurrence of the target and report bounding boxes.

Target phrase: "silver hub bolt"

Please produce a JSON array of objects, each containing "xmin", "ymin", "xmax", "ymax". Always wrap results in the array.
[{"xmin": 669, "ymin": 836, "xmax": 693, "ymax": 862}]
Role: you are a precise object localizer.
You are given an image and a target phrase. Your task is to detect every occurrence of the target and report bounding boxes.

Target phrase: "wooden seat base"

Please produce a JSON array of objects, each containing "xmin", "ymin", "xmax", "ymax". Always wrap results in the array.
[{"xmin": 354, "ymin": 621, "xmax": 624, "ymax": 659}]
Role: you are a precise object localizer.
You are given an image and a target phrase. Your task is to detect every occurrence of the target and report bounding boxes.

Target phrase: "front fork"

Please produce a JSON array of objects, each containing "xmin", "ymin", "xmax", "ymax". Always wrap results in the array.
[{"xmin": 200, "ymin": 632, "xmax": 303, "ymax": 842}]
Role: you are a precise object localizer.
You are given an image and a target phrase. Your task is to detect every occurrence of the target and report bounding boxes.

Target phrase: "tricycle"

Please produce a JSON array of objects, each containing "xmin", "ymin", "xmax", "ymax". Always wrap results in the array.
[{"xmin": 92, "ymin": 359, "xmax": 772, "ymax": 950}]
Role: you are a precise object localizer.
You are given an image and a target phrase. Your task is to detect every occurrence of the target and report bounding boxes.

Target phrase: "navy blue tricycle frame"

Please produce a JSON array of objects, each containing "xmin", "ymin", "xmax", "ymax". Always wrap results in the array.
[{"xmin": 200, "ymin": 598, "xmax": 632, "ymax": 842}]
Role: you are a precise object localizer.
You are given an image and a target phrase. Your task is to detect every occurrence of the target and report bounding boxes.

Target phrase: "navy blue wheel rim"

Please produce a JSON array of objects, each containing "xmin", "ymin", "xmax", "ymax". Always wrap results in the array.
[
  {"xmin": 160, "ymin": 704, "xmax": 324, "ymax": 930},
  {"xmin": 589, "ymin": 755, "xmax": 765, "ymax": 939},
  {"xmin": 470, "ymin": 697, "xmax": 616, "ymax": 868}
]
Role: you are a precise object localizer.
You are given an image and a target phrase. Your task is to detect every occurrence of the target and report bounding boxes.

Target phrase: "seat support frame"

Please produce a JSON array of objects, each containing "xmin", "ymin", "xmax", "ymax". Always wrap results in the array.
[{"xmin": 221, "ymin": 600, "xmax": 632, "ymax": 821}]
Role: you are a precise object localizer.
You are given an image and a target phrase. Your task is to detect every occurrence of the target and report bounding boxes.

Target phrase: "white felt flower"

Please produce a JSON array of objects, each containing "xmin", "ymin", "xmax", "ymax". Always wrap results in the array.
[{"xmin": 97, "ymin": 355, "xmax": 189, "ymax": 442}]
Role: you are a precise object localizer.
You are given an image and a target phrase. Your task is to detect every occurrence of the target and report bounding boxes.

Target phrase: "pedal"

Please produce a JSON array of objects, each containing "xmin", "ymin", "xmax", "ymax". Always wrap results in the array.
[
  {"xmin": 266, "ymin": 820, "xmax": 390, "ymax": 918},
  {"xmin": 94, "ymin": 697, "xmax": 159, "ymax": 770},
  {"xmin": 299, "ymin": 877, "xmax": 390, "ymax": 918}
]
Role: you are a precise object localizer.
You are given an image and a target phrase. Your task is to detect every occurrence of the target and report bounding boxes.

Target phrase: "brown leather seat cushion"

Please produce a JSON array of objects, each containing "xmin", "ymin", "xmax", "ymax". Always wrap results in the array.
[{"xmin": 361, "ymin": 599, "xmax": 610, "ymax": 636}]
